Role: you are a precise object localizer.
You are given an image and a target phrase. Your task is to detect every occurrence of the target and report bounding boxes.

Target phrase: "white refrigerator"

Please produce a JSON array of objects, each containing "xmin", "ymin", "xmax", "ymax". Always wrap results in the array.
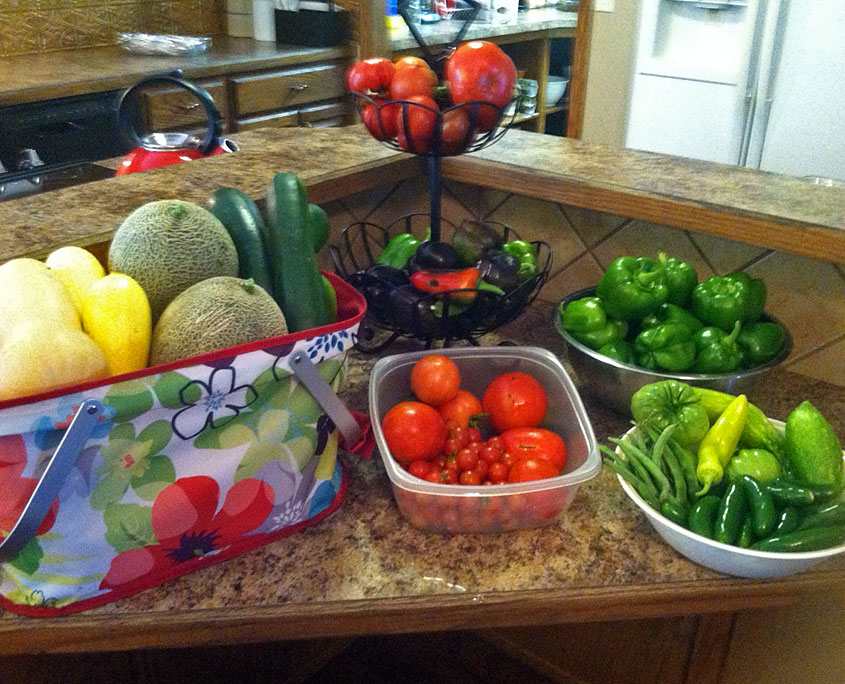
[{"xmin": 624, "ymin": 0, "xmax": 845, "ymax": 181}]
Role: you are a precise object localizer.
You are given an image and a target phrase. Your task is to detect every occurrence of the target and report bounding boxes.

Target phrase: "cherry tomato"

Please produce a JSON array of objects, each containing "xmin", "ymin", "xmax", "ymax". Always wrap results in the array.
[
  {"xmin": 423, "ymin": 470, "xmax": 443, "ymax": 484},
  {"xmin": 459, "ymin": 470, "xmax": 482, "ymax": 486},
  {"xmin": 381, "ymin": 401, "xmax": 446, "ymax": 463},
  {"xmin": 396, "ymin": 95, "xmax": 439, "ymax": 153},
  {"xmin": 482, "ymin": 372, "xmax": 547, "ymax": 432},
  {"xmin": 408, "ymin": 460, "xmax": 432, "ymax": 480},
  {"xmin": 480, "ymin": 444, "xmax": 501, "ymax": 465},
  {"xmin": 455, "ymin": 447, "xmax": 479, "ymax": 472},
  {"xmin": 487, "ymin": 461, "xmax": 509, "ymax": 484},
  {"xmin": 389, "ymin": 62, "xmax": 438, "ymax": 101},
  {"xmin": 440, "ymin": 107, "xmax": 472, "ymax": 155},
  {"xmin": 346, "ymin": 57, "xmax": 395, "ymax": 94},
  {"xmin": 500, "ymin": 428, "xmax": 567, "ymax": 471},
  {"xmin": 361, "ymin": 98, "xmax": 398, "ymax": 140},
  {"xmin": 411, "ymin": 354, "xmax": 461, "ymax": 406},
  {"xmin": 444, "ymin": 40, "xmax": 516, "ymax": 131},
  {"xmin": 507, "ymin": 456, "xmax": 560, "ymax": 483},
  {"xmin": 437, "ymin": 389, "xmax": 483, "ymax": 427}
]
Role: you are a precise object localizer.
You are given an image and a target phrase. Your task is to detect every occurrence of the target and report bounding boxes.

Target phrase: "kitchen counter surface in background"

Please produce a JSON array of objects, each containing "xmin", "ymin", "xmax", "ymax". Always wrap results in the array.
[{"xmin": 0, "ymin": 35, "xmax": 348, "ymax": 107}]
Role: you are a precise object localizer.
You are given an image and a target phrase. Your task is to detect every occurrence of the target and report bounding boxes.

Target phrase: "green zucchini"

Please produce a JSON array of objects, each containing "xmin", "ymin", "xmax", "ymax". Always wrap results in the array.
[
  {"xmin": 208, "ymin": 187, "xmax": 274, "ymax": 296},
  {"xmin": 265, "ymin": 172, "xmax": 333, "ymax": 332},
  {"xmin": 307, "ymin": 203, "xmax": 331, "ymax": 252}
]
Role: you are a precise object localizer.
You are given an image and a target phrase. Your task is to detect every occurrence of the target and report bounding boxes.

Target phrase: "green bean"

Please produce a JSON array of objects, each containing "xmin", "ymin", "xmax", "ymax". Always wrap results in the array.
[
  {"xmin": 609, "ymin": 437, "xmax": 673, "ymax": 503},
  {"xmin": 662, "ymin": 441, "xmax": 688, "ymax": 508}
]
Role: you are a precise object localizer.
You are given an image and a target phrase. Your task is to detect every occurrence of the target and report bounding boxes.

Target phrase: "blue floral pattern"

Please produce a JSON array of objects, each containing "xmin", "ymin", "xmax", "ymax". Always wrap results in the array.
[{"xmin": 171, "ymin": 368, "xmax": 257, "ymax": 440}]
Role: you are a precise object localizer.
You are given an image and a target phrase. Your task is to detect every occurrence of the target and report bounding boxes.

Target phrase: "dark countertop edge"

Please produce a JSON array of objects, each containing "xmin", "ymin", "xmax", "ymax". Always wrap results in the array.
[{"xmin": 1, "ymin": 569, "xmax": 843, "ymax": 654}]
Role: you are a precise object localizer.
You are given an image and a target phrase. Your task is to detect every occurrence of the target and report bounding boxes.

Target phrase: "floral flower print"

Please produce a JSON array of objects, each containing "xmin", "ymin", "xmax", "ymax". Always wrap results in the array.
[
  {"xmin": 100, "ymin": 475, "xmax": 273, "ymax": 589},
  {"xmin": 172, "ymin": 367, "xmax": 257, "ymax": 440},
  {"xmin": 0, "ymin": 435, "xmax": 58, "ymax": 538}
]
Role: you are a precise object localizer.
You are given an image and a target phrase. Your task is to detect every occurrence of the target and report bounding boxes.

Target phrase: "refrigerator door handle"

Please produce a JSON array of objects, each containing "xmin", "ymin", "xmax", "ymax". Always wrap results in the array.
[{"xmin": 737, "ymin": 0, "xmax": 768, "ymax": 165}]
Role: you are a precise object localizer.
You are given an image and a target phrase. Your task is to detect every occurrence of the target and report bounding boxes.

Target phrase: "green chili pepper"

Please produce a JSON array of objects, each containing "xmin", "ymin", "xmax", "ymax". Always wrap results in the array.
[
  {"xmin": 693, "ymin": 321, "xmax": 745, "ymax": 374},
  {"xmin": 560, "ymin": 297, "xmax": 628, "ymax": 350},
  {"xmin": 633, "ymin": 323, "xmax": 696, "ymax": 372},
  {"xmin": 688, "ymin": 496, "xmax": 721, "ymax": 539},
  {"xmin": 765, "ymin": 478, "xmax": 816, "ymax": 507},
  {"xmin": 658, "ymin": 252, "xmax": 698, "ymax": 308},
  {"xmin": 502, "ymin": 240, "xmax": 538, "ymax": 279},
  {"xmin": 715, "ymin": 480, "xmax": 748, "ymax": 545},
  {"xmin": 690, "ymin": 272, "xmax": 767, "ymax": 332},
  {"xmin": 376, "ymin": 233, "xmax": 420, "ymax": 269},
  {"xmin": 725, "ymin": 448, "xmax": 783, "ymax": 484},
  {"xmin": 750, "ymin": 524, "xmax": 845, "ymax": 552},
  {"xmin": 595, "ymin": 256, "xmax": 669, "ymax": 321},
  {"xmin": 475, "ymin": 278, "xmax": 505, "ymax": 296},
  {"xmin": 597, "ymin": 339, "xmax": 633, "ymax": 364},
  {"xmin": 740, "ymin": 474, "xmax": 777, "ymax": 539},
  {"xmin": 641, "ymin": 302, "xmax": 703, "ymax": 335},
  {"xmin": 661, "ymin": 500, "xmax": 689, "ymax": 527},
  {"xmin": 773, "ymin": 507, "xmax": 801, "ymax": 536},
  {"xmin": 696, "ymin": 394, "xmax": 748, "ymax": 496},
  {"xmin": 737, "ymin": 321, "xmax": 787, "ymax": 368},
  {"xmin": 798, "ymin": 501, "xmax": 845, "ymax": 530},
  {"xmin": 737, "ymin": 516, "xmax": 754, "ymax": 548}
]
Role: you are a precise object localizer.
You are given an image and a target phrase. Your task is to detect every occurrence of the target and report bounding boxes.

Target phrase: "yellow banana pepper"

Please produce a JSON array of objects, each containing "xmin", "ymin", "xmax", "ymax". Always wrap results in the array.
[{"xmin": 696, "ymin": 394, "xmax": 748, "ymax": 495}]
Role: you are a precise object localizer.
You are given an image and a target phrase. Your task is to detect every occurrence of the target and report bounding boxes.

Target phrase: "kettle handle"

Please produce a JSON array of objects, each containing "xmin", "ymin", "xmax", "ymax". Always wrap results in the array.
[{"xmin": 116, "ymin": 69, "xmax": 223, "ymax": 155}]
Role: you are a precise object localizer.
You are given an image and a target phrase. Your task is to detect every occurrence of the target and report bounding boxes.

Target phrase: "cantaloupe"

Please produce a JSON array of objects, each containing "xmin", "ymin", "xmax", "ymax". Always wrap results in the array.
[
  {"xmin": 108, "ymin": 199, "xmax": 239, "ymax": 320},
  {"xmin": 150, "ymin": 277, "xmax": 288, "ymax": 365}
]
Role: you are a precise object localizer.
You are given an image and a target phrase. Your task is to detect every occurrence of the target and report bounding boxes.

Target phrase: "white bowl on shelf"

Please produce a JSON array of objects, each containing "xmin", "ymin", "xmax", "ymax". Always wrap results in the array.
[{"xmin": 545, "ymin": 76, "xmax": 569, "ymax": 106}]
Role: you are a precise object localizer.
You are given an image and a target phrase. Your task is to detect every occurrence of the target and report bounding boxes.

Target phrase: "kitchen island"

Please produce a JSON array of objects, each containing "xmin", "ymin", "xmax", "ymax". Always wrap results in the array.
[{"xmin": 0, "ymin": 126, "xmax": 843, "ymax": 683}]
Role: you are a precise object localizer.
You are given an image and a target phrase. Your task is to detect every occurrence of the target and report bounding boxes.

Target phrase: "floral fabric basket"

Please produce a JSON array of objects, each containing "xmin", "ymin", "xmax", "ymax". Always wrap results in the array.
[{"xmin": 0, "ymin": 273, "xmax": 370, "ymax": 617}]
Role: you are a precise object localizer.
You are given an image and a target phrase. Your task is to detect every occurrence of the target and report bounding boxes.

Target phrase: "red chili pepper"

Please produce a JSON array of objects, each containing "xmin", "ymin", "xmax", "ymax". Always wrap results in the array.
[{"xmin": 410, "ymin": 268, "xmax": 480, "ymax": 299}]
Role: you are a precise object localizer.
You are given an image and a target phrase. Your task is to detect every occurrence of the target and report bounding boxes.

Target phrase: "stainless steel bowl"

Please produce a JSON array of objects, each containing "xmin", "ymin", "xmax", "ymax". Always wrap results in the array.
[{"xmin": 553, "ymin": 287, "xmax": 793, "ymax": 415}]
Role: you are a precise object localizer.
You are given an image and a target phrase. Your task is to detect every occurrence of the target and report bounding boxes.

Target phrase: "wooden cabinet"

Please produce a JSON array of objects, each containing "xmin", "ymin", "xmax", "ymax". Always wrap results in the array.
[{"xmin": 142, "ymin": 79, "xmax": 229, "ymax": 134}]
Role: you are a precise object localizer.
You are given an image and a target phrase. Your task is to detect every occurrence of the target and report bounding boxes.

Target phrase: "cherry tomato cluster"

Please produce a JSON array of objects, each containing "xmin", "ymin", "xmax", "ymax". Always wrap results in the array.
[
  {"xmin": 380, "ymin": 354, "xmax": 568, "ymax": 487},
  {"xmin": 345, "ymin": 41, "xmax": 517, "ymax": 155}
]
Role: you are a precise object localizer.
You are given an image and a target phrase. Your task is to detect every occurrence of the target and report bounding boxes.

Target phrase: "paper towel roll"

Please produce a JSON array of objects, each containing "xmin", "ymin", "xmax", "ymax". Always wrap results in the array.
[{"xmin": 253, "ymin": 0, "xmax": 277, "ymax": 42}]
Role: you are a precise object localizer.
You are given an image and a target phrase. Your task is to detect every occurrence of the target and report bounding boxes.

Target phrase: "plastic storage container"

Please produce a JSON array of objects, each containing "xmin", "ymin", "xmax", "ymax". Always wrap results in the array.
[{"xmin": 369, "ymin": 346, "xmax": 601, "ymax": 533}]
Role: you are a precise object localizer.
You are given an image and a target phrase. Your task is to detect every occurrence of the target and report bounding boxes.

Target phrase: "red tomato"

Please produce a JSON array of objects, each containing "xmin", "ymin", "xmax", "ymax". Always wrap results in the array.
[
  {"xmin": 444, "ymin": 41, "xmax": 516, "ymax": 132},
  {"xmin": 482, "ymin": 372, "xmax": 548, "ymax": 432},
  {"xmin": 487, "ymin": 461, "xmax": 509, "ymax": 484},
  {"xmin": 437, "ymin": 389, "xmax": 483, "ymax": 427},
  {"xmin": 381, "ymin": 401, "xmax": 446, "ymax": 463},
  {"xmin": 440, "ymin": 107, "xmax": 472, "ymax": 155},
  {"xmin": 389, "ymin": 62, "xmax": 438, "ymax": 101},
  {"xmin": 394, "ymin": 56, "xmax": 430, "ymax": 70},
  {"xmin": 500, "ymin": 428, "xmax": 567, "ymax": 471},
  {"xmin": 507, "ymin": 456, "xmax": 560, "ymax": 483},
  {"xmin": 346, "ymin": 57, "xmax": 395, "ymax": 94},
  {"xmin": 408, "ymin": 460, "xmax": 433, "ymax": 480},
  {"xmin": 396, "ymin": 95, "xmax": 439, "ymax": 153},
  {"xmin": 361, "ymin": 98, "xmax": 399, "ymax": 140},
  {"xmin": 410, "ymin": 354, "xmax": 461, "ymax": 405}
]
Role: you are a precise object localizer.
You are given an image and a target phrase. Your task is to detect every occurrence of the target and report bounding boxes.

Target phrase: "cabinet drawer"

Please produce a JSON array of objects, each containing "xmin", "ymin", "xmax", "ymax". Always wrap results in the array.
[
  {"xmin": 237, "ymin": 101, "xmax": 347, "ymax": 131},
  {"xmin": 232, "ymin": 63, "xmax": 345, "ymax": 117},
  {"xmin": 142, "ymin": 81, "xmax": 228, "ymax": 132}
]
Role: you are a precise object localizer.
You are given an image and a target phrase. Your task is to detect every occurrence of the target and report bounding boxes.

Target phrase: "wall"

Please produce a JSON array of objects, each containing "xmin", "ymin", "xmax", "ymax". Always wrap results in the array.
[{"xmin": 0, "ymin": 0, "xmax": 224, "ymax": 57}]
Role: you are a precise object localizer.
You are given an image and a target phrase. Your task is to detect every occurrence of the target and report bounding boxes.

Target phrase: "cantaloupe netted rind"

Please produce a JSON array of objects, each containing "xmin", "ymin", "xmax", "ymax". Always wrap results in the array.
[
  {"xmin": 150, "ymin": 276, "xmax": 288, "ymax": 365},
  {"xmin": 108, "ymin": 199, "xmax": 239, "ymax": 320}
]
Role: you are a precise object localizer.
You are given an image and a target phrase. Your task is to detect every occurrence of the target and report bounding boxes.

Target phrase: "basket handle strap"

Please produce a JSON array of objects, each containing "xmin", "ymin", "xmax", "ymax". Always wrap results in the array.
[
  {"xmin": 0, "ymin": 399, "xmax": 107, "ymax": 562},
  {"xmin": 289, "ymin": 351, "xmax": 372, "ymax": 456}
]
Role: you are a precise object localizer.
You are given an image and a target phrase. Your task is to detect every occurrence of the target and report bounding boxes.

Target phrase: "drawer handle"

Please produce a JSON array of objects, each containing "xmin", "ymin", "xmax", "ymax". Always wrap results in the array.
[
  {"xmin": 182, "ymin": 102, "xmax": 201, "ymax": 111},
  {"xmin": 290, "ymin": 83, "xmax": 309, "ymax": 93}
]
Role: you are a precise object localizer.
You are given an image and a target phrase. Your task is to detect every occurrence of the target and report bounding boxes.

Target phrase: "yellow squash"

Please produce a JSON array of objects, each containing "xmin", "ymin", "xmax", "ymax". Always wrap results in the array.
[
  {"xmin": 45, "ymin": 246, "xmax": 106, "ymax": 314},
  {"xmin": 82, "ymin": 273, "xmax": 152, "ymax": 375}
]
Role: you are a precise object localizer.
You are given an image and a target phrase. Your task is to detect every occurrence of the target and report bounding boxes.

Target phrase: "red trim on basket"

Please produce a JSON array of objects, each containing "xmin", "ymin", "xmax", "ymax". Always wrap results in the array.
[
  {"xmin": 0, "ymin": 469, "xmax": 349, "ymax": 618},
  {"xmin": 0, "ymin": 273, "xmax": 366, "ymax": 412}
]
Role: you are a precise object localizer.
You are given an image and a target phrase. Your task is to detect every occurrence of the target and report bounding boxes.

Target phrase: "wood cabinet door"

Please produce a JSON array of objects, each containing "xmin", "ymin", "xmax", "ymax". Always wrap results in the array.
[
  {"xmin": 141, "ymin": 80, "xmax": 228, "ymax": 133},
  {"xmin": 231, "ymin": 62, "xmax": 345, "ymax": 117}
]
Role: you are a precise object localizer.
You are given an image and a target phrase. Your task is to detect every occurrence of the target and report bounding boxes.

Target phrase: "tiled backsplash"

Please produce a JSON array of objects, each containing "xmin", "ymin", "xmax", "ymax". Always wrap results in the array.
[
  {"xmin": 316, "ymin": 176, "xmax": 845, "ymax": 388},
  {"xmin": 0, "ymin": 0, "xmax": 224, "ymax": 57}
]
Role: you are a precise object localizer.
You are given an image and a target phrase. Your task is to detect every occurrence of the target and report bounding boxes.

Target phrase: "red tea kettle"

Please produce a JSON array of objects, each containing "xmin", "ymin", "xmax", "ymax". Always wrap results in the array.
[{"xmin": 115, "ymin": 71, "xmax": 238, "ymax": 176}]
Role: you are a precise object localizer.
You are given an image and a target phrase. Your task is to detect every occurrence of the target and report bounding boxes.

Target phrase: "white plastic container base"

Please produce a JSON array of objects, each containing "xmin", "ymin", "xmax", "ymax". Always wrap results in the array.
[{"xmin": 369, "ymin": 346, "xmax": 601, "ymax": 534}]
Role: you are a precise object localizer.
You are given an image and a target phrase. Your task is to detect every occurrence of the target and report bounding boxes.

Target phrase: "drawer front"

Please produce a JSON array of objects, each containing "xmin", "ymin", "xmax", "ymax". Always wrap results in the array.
[
  {"xmin": 232, "ymin": 63, "xmax": 345, "ymax": 117},
  {"xmin": 236, "ymin": 101, "xmax": 347, "ymax": 131},
  {"xmin": 142, "ymin": 81, "xmax": 228, "ymax": 132}
]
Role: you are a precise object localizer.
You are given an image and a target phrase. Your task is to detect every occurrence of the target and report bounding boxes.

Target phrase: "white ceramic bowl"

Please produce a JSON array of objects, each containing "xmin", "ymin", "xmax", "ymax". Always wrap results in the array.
[
  {"xmin": 545, "ymin": 76, "xmax": 569, "ymax": 106},
  {"xmin": 616, "ymin": 422, "xmax": 845, "ymax": 578}
]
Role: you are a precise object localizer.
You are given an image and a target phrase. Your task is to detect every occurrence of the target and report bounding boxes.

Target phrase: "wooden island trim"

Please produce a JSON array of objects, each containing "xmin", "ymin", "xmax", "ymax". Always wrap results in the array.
[{"xmin": 1, "ymin": 569, "xmax": 843, "ymax": 655}]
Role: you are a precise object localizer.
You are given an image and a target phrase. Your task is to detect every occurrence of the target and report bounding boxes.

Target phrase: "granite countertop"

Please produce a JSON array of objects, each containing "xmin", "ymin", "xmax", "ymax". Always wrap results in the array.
[
  {"xmin": 0, "ymin": 35, "xmax": 348, "ymax": 107},
  {"xmin": 390, "ymin": 7, "xmax": 577, "ymax": 51}
]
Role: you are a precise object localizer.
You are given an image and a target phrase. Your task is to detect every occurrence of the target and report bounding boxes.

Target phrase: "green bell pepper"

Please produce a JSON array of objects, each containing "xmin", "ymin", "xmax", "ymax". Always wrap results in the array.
[
  {"xmin": 560, "ymin": 297, "xmax": 628, "ymax": 350},
  {"xmin": 725, "ymin": 448, "xmax": 783, "ymax": 484},
  {"xmin": 691, "ymin": 273, "xmax": 766, "ymax": 332},
  {"xmin": 693, "ymin": 321, "xmax": 744, "ymax": 374},
  {"xmin": 641, "ymin": 303, "xmax": 703, "ymax": 335},
  {"xmin": 598, "ymin": 339, "xmax": 633, "ymax": 364},
  {"xmin": 502, "ymin": 240, "xmax": 538, "ymax": 279},
  {"xmin": 376, "ymin": 233, "xmax": 420, "ymax": 269},
  {"xmin": 737, "ymin": 321, "xmax": 786, "ymax": 367},
  {"xmin": 633, "ymin": 322, "xmax": 696, "ymax": 372},
  {"xmin": 659, "ymin": 252, "xmax": 698, "ymax": 307},
  {"xmin": 595, "ymin": 256, "xmax": 668, "ymax": 321}
]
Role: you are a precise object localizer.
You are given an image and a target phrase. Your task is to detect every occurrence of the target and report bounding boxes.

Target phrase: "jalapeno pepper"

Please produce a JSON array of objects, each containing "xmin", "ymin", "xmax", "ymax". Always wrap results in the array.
[
  {"xmin": 696, "ymin": 394, "xmax": 748, "ymax": 495},
  {"xmin": 560, "ymin": 297, "xmax": 628, "ymax": 350},
  {"xmin": 658, "ymin": 252, "xmax": 698, "ymax": 308},
  {"xmin": 688, "ymin": 495, "xmax": 721, "ymax": 539},
  {"xmin": 691, "ymin": 273, "xmax": 767, "ymax": 332},
  {"xmin": 502, "ymin": 240, "xmax": 538, "ymax": 279},
  {"xmin": 693, "ymin": 321, "xmax": 745, "ymax": 374},
  {"xmin": 737, "ymin": 516, "xmax": 754, "ymax": 548},
  {"xmin": 633, "ymin": 322, "xmax": 696, "ymax": 372},
  {"xmin": 765, "ymin": 477, "xmax": 816, "ymax": 506},
  {"xmin": 750, "ymin": 524, "xmax": 845, "ymax": 552},
  {"xmin": 715, "ymin": 480, "xmax": 748, "ymax": 545},
  {"xmin": 595, "ymin": 256, "xmax": 669, "ymax": 321},
  {"xmin": 740, "ymin": 474, "xmax": 777, "ymax": 539},
  {"xmin": 772, "ymin": 506, "xmax": 801, "ymax": 536},
  {"xmin": 409, "ymin": 267, "xmax": 480, "ymax": 299},
  {"xmin": 798, "ymin": 501, "xmax": 845, "ymax": 530},
  {"xmin": 661, "ymin": 500, "xmax": 689, "ymax": 527},
  {"xmin": 737, "ymin": 321, "xmax": 787, "ymax": 368},
  {"xmin": 376, "ymin": 232, "xmax": 420, "ymax": 269}
]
